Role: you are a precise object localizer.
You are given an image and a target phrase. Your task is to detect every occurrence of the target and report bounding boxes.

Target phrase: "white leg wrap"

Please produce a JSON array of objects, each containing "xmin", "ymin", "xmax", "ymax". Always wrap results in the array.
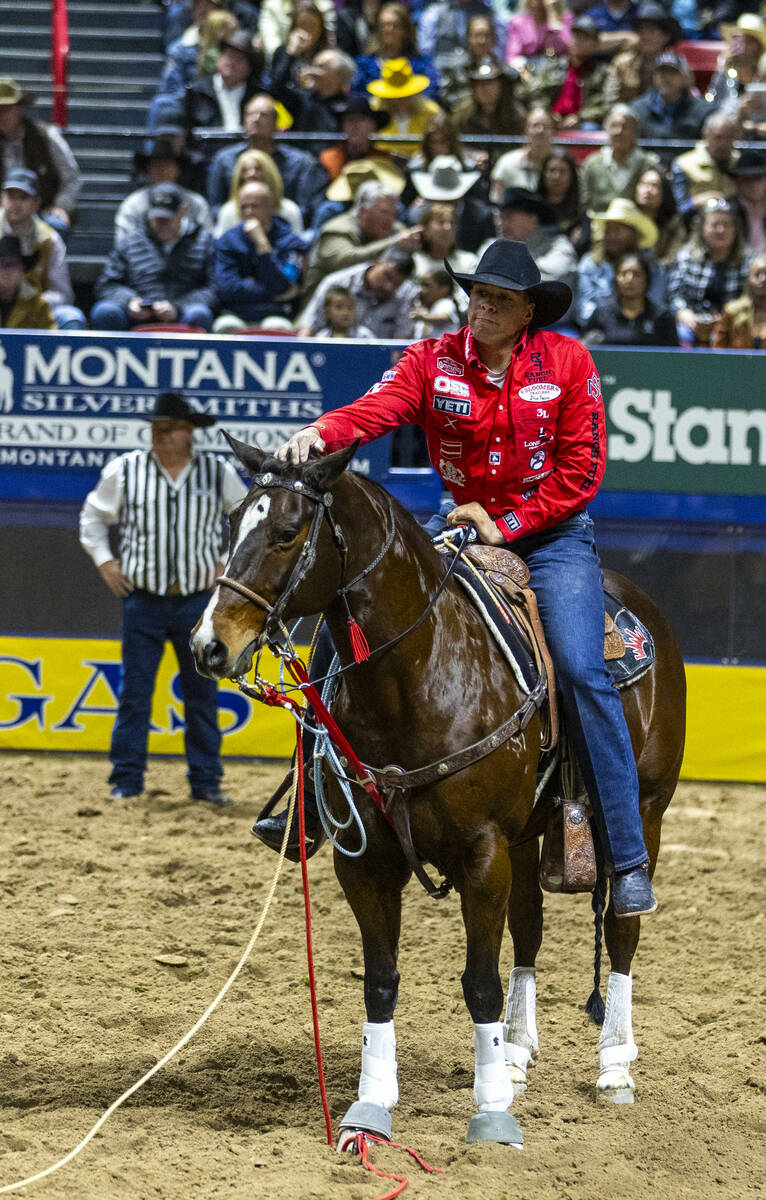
[
  {"xmin": 359, "ymin": 1021, "xmax": 398, "ymax": 1110},
  {"xmin": 597, "ymin": 972, "xmax": 638, "ymax": 1092},
  {"xmin": 502, "ymin": 967, "xmax": 539, "ymax": 1084},
  {"xmin": 473, "ymin": 1022, "xmax": 515, "ymax": 1112}
]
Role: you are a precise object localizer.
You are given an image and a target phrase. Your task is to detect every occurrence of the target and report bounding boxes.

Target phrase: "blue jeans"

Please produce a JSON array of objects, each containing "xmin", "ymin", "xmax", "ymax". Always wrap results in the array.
[
  {"xmin": 421, "ymin": 511, "xmax": 647, "ymax": 871},
  {"xmin": 90, "ymin": 299, "xmax": 214, "ymax": 331},
  {"xmin": 109, "ymin": 590, "xmax": 223, "ymax": 795}
]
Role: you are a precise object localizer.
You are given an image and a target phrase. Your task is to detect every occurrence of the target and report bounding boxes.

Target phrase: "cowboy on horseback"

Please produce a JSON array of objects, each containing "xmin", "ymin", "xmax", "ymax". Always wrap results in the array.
[{"xmin": 253, "ymin": 238, "xmax": 657, "ymax": 919}]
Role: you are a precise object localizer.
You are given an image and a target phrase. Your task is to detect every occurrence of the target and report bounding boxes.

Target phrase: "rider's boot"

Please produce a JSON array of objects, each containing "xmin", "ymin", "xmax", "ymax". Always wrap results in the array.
[
  {"xmin": 611, "ymin": 861, "xmax": 657, "ymax": 917},
  {"xmin": 251, "ymin": 763, "xmax": 325, "ymax": 862}
]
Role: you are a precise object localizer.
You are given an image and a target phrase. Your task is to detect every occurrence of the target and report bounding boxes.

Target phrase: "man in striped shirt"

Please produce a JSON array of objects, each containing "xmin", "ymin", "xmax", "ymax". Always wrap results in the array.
[{"xmin": 80, "ymin": 391, "xmax": 247, "ymax": 804}]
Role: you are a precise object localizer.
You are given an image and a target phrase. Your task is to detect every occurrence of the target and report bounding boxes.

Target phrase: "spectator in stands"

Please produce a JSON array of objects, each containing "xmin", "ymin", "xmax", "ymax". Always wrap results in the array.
[
  {"xmin": 727, "ymin": 149, "xmax": 766, "ymax": 254},
  {"xmin": 318, "ymin": 158, "xmax": 406, "ymax": 234},
  {"xmin": 337, "ymin": 0, "xmax": 384, "ymax": 60},
  {"xmin": 206, "ymin": 93, "xmax": 329, "ymax": 222},
  {"xmin": 585, "ymin": 0, "xmax": 639, "ymax": 43},
  {"xmin": 582, "ymin": 251, "xmax": 678, "ymax": 344},
  {"xmin": 580, "ymin": 105, "xmax": 657, "ymax": 214},
  {"xmin": 258, "ymin": 0, "xmax": 336, "ymax": 60},
  {"xmin": 630, "ymin": 52, "xmax": 710, "ymax": 148},
  {"xmin": 183, "ymin": 30, "xmax": 264, "ymax": 133},
  {"xmin": 484, "ymin": 188, "xmax": 578, "ymax": 300},
  {"xmin": 213, "ymin": 179, "xmax": 307, "ymax": 330},
  {"xmin": 407, "ymin": 111, "xmax": 465, "ymax": 172},
  {"xmin": 92, "ymin": 183, "xmax": 216, "ymax": 331},
  {"xmin": 215, "ymin": 149, "xmax": 306, "ymax": 236},
  {"xmin": 0, "ymin": 168, "xmax": 85, "ymax": 329},
  {"xmin": 409, "ymin": 265, "xmax": 464, "ymax": 338},
  {"xmin": 452, "ymin": 58, "xmax": 527, "ymax": 140},
  {"xmin": 417, "ymin": 0, "xmax": 503, "ymax": 77},
  {"xmin": 525, "ymin": 16, "xmax": 610, "ymax": 130},
  {"xmin": 668, "ymin": 197, "xmax": 750, "ymax": 346},
  {"xmin": 270, "ymin": 3, "xmax": 332, "ymax": 93},
  {"xmin": 314, "ymin": 96, "xmax": 405, "ymax": 229},
  {"xmin": 490, "ymin": 106, "xmax": 555, "ymax": 200},
  {"xmin": 438, "ymin": 13, "xmax": 501, "ymax": 111},
  {"xmin": 410, "ymin": 153, "xmax": 494, "ymax": 253},
  {"xmin": 295, "ymin": 245, "xmax": 419, "ymax": 338},
  {"xmin": 505, "ymin": 0, "xmax": 572, "ymax": 70},
  {"xmin": 269, "ymin": 48, "xmax": 356, "ymax": 133},
  {"xmin": 314, "ymin": 283, "xmax": 375, "ymax": 338},
  {"xmin": 159, "ymin": 6, "xmax": 239, "ymax": 96},
  {"xmin": 711, "ymin": 251, "xmax": 766, "ymax": 348},
  {"xmin": 366, "ymin": 59, "xmax": 443, "ymax": 156},
  {"xmin": 604, "ymin": 1, "xmax": 683, "ymax": 107},
  {"xmin": 577, "ymin": 197, "xmax": 663, "ymax": 325},
  {"xmin": 0, "ymin": 233, "xmax": 55, "ymax": 329},
  {"xmin": 164, "ymin": 1, "xmax": 258, "ymax": 50},
  {"xmin": 0, "ymin": 79, "xmax": 81, "ymax": 245},
  {"xmin": 633, "ymin": 165, "xmax": 686, "ymax": 263},
  {"xmin": 116, "ymin": 137, "xmax": 213, "ymax": 247},
  {"xmin": 411, "ymin": 201, "xmax": 478, "ymax": 275},
  {"xmin": 302, "ymin": 179, "xmax": 420, "ymax": 297},
  {"xmin": 537, "ymin": 148, "xmax": 588, "ymax": 252},
  {"xmin": 706, "ymin": 14, "xmax": 766, "ymax": 110},
  {"xmin": 670, "ymin": 112, "xmax": 739, "ymax": 218},
  {"xmin": 352, "ymin": 3, "xmax": 440, "ymax": 100}
]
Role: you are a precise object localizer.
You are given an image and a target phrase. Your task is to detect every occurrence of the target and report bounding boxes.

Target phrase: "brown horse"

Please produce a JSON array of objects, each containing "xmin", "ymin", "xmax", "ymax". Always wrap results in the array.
[{"xmin": 191, "ymin": 436, "xmax": 686, "ymax": 1149}]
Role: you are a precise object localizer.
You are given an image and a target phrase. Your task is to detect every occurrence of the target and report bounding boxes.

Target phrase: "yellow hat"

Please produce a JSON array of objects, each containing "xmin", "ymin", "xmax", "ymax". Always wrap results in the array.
[
  {"xmin": 589, "ymin": 198, "xmax": 658, "ymax": 249},
  {"xmin": 325, "ymin": 157, "xmax": 406, "ymax": 202},
  {"xmin": 366, "ymin": 58, "xmax": 430, "ymax": 99},
  {"xmin": 274, "ymin": 100, "xmax": 293, "ymax": 131},
  {"xmin": 721, "ymin": 12, "xmax": 766, "ymax": 51}
]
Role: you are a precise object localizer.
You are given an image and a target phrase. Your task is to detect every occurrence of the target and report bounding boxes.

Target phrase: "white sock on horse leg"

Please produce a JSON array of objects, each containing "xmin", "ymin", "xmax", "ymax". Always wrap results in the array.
[
  {"xmin": 473, "ymin": 1022, "xmax": 515, "ymax": 1112},
  {"xmin": 597, "ymin": 971, "xmax": 638, "ymax": 1090},
  {"xmin": 359, "ymin": 1020, "xmax": 398, "ymax": 1110},
  {"xmin": 503, "ymin": 966, "xmax": 539, "ymax": 1077}
]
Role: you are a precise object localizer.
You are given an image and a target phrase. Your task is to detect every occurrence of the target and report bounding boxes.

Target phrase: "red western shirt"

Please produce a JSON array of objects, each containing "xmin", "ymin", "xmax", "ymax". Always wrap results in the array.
[{"xmin": 312, "ymin": 325, "xmax": 606, "ymax": 543}]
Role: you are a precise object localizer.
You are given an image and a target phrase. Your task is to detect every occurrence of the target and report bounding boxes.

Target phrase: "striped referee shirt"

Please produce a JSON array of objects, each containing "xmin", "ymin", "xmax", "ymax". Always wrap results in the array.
[{"xmin": 80, "ymin": 449, "xmax": 247, "ymax": 595}]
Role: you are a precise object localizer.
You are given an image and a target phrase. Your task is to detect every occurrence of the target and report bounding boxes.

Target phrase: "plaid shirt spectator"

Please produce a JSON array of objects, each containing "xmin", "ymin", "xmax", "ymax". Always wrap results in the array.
[{"xmin": 666, "ymin": 248, "xmax": 749, "ymax": 315}]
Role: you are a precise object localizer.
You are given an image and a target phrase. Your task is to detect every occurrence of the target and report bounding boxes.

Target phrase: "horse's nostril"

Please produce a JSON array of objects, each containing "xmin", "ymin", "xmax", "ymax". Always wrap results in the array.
[{"xmin": 205, "ymin": 639, "xmax": 228, "ymax": 672}]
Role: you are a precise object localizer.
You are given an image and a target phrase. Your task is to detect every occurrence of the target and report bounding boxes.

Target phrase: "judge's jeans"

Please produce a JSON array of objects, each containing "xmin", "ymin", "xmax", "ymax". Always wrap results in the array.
[
  {"xmin": 109, "ymin": 590, "xmax": 223, "ymax": 796},
  {"xmin": 303, "ymin": 510, "xmax": 648, "ymax": 873}
]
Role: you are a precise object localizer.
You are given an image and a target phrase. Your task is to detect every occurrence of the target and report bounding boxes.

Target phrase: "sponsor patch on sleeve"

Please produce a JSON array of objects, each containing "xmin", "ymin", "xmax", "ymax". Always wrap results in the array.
[
  {"xmin": 498, "ymin": 510, "xmax": 522, "ymax": 538},
  {"xmin": 382, "ymin": 369, "xmax": 397, "ymax": 382},
  {"xmin": 587, "ymin": 372, "xmax": 602, "ymax": 400}
]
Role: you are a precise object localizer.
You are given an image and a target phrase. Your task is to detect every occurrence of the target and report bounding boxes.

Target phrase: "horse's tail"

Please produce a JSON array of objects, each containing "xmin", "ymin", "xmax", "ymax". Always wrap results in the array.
[{"xmin": 583, "ymin": 866, "xmax": 607, "ymax": 1025}]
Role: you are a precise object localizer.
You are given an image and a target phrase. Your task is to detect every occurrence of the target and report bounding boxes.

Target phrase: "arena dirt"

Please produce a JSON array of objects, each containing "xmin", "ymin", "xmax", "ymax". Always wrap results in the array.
[{"xmin": 0, "ymin": 751, "xmax": 763, "ymax": 1200}]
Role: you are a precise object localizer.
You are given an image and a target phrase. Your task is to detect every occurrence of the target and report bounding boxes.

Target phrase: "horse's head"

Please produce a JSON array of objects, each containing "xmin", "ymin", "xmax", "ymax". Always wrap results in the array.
[{"xmin": 191, "ymin": 433, "xmax": 358, "ymax": 680}]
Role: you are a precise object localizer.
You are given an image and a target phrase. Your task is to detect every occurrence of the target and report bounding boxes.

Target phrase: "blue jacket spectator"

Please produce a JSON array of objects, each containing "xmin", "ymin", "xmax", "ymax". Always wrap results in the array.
[
  {"xmin": 576, "ymin": 197, "xmax": 665, "ymax": 326},
  {"xmin": 585, "ymin": 0, "xmax": 639, "ymax": 32},
  {"xmin": 630, "ymin": 54, "xmax": 710, "ymax": 150},
  {"xmin": 213, "ymin": 181, "xmax": 308, "ymax": 329},
  {"xmin": 92, "ymin": 183, "xmax": 216, "ymax": 330},
  {"xmin": 417, "ymin": 0, "xmax": 504, "ymax": 73},
  {"xmin": 206, "ymin": 94, "xmax": 329, "ymax": 220},
  {"xmin": 350, "ymin": 2, "xmax": 440, "ymax": 100}
]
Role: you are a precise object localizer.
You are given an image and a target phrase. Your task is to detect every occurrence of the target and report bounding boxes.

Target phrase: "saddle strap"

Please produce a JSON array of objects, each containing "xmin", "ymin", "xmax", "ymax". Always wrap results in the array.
[
  {"xmin": 383, "ymin": 787, "xmax": 452, "ymax": 899},
  {"xmin": 365, "ymin": 676, "xmax": 547, "ymax": 792}
]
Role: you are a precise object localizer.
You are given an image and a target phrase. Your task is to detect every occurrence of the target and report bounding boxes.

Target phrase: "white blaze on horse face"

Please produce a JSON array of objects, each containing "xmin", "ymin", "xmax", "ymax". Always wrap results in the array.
[
  {"xmin": 195, "ymin": 587, "xmax": 221, "ymax": 652},
  {"xmin": 232, "ymin": 493, "xmax": 271, "ymax": 556}
]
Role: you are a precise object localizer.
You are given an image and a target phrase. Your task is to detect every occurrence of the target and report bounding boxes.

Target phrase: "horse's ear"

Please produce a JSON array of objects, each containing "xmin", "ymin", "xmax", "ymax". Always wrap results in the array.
[
  {"xmin": 304, "ymin": 439, "xmax": 360, "ymax": 490},
  {"xmin": 222, "ymin": 430, "xmax": 266, "ymax": 477}
]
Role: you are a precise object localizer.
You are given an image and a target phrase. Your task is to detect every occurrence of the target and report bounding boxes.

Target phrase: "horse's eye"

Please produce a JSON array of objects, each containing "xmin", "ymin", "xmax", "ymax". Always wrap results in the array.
[{"xmin": 274, "ymin": 528, "xmax": 300, "ymax": 546}]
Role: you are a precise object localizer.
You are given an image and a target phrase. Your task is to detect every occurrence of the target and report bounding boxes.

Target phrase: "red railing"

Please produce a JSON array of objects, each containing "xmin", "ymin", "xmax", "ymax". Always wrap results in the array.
[{"xmin": 51, "ymin": 0, "xmax": 69, "ymax": 127}]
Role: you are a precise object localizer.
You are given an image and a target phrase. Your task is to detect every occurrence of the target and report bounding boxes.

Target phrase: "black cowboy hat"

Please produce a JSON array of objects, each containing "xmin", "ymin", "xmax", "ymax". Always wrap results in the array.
[
  {"xmin": 725, "ymin": 147, "xmax": 766, "ymax": 176},
  {"xmin": 497, "ymin": 187, "xmax": 557, "ymax": 225},
  {"xmin": 445, "ymin": 239, "xmax": 572, "ymax": 327},
  {"xmin": 339, "ymin": 93, "xmax": 390, "ymax": 131},
  {"xmin": 134, "ymin": 135, "xmax": 189, "ymax": 174},
  {"xmin": 146, "ymin": 391, "xmax": 215, "ymax": 428},
  {"xmin": 631, "ymin": 1, "xmax": 683, "ymax": 44}
]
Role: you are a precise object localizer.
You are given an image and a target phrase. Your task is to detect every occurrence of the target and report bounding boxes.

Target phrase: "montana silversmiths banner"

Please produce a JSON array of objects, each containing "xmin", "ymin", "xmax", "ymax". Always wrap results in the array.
[{"xmin": 0, "ymin": 330, "xmax": 398, "ymax": 501}]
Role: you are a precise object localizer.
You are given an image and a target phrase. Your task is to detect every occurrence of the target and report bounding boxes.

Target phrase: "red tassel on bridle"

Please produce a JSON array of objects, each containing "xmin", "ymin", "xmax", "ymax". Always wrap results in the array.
[{"xmin": 347, "ymin": 616, "xmax": 370, "ymax": 663}]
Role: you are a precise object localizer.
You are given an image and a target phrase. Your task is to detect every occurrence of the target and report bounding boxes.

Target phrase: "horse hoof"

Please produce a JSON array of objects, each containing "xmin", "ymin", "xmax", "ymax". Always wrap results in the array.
[
  {"xmin": 337, "ymin": 1101, "xmax": 392, "ymax": 1154},
  {"xmin": 466, "ymin": 1111, "xmax": 523, "ymax": 1148},
  {"xmin": 597, "ymin": 1066, "xmax": 635, "ymax": 1104}
]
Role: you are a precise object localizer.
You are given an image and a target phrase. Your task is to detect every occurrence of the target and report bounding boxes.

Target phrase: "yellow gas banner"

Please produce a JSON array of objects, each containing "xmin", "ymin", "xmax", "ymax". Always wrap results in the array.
[
  {"xmin": 0, "ymin": 638, "xmax": 764, "ymax": 780},
  {"xmin": 0, "ymin": 636, "xmax": 302, "ymax": 758}
]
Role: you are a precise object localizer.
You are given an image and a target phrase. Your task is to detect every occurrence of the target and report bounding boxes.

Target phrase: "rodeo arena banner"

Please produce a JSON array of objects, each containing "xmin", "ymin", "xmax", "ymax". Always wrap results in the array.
[{"xmin": 0, "ymin": 331, "xmax": 764, "ymax": 780}]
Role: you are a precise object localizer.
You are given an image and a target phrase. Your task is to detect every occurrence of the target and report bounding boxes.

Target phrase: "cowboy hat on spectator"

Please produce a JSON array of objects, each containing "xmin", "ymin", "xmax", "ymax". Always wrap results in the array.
[
  {"xmin": 0, "ymin": 78, "xmax": 36, "ymax": 107},
  {"xmin": 367, "ymin": 58, "xmax": 430, "ymax": 99},
  {"xmin": 590, "ymin": 197, "xmax": 658, "ymax": 249},
  {"xmin": 411, "ymin": 155, "xmax": 480, "ymax": 201},
  {"xmin": 326, "ymin": 158, "xmax": 406, "ymax": 201},
  {"xmin": 720, "ymin": 12, "xmax": 766, "ymax": 52}
]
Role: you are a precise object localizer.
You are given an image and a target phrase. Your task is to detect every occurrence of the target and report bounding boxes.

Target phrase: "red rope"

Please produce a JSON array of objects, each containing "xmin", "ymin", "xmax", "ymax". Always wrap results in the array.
[
  {"xmin": 355, "ymin": 1132, "xmax": 445, "ymax": 1200},
  {"xmin": 296, "ymin": 730, "xmax": 334, "ymax": 1147}
]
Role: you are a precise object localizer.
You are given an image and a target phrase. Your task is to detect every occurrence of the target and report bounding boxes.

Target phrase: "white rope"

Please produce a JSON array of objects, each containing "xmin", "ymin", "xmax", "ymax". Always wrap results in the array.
[{"xmin": 0, "ymin": 773, "xmax": 299, "ymax": 1195}]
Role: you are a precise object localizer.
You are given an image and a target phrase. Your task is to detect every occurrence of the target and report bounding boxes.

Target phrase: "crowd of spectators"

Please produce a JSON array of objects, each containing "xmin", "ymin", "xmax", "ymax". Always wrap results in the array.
[{"xmin": 5, "ymin": 0, "xmax": 766, "ymax": 348}]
